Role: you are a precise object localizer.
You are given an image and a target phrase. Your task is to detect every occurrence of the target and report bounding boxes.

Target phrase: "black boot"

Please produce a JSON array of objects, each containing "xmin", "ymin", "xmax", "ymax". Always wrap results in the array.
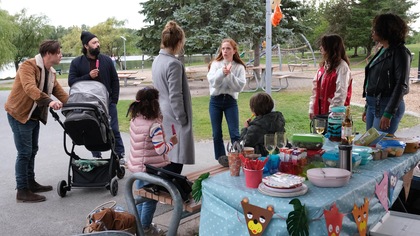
[
  {"xmin": 28, "ymin": 180, "xmax": 53, "ymax": 193},
  {"xmin": 16, "ymin": 189, "xmax": 46, "ymax": 203}
]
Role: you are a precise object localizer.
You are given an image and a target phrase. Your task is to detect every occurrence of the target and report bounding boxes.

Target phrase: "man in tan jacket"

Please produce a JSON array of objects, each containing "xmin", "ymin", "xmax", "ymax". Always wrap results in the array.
[{"xmin": 5, "ymin": 40, "xmax": 69, "ymax": 203}]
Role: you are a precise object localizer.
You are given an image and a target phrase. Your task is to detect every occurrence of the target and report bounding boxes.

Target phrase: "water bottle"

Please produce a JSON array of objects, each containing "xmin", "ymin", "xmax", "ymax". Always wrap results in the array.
[{"xmin": 338, "ymin": 144, "xmax": 352, "ymax": 172}]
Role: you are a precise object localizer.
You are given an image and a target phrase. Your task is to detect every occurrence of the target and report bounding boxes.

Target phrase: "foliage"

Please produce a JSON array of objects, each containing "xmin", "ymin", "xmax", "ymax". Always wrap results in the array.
[
  {"xmin": 286, "ymin": 198, "xmax": 309, "ymax": 236},
  {"xmin": 0, "ymin": 9, "xmax": 16, "ymax": 68},
  {"xmin": 191, "ymin": 172, "xmax": 210, "ymax": 202},
  {"xmin": 137, "ymin": 0, "xmax": 309, "ymax": 64},
  {"xmin": 60, "ymin": 26, "xmax": 84, "ymax": 56},
  {"xmin": 11, "ymin": 9, "xmax": 53, "ymax": 71}
]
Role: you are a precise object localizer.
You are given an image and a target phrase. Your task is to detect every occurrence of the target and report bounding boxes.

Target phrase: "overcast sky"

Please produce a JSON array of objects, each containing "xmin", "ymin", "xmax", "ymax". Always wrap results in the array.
[
  {"xmin": 0, "ymin": 0, "xmax": 419, "ymax": 30},
  {"xmin": 0, "ymin": 0, "xmax": 147, "ymax": 29}
]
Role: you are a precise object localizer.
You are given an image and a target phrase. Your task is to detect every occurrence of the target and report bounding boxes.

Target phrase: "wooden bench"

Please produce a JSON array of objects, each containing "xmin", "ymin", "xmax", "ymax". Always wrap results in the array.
[
  {"xmin": 410, "ymin": 76, "xmax": 420, "ymax": 84},
  {"xmin": 134, "ymin": 165, "xmax": 228, "ymax": 214},
  {"xmin": 288, "ymin": 63, "xmax": 308, "ymax": 72}
]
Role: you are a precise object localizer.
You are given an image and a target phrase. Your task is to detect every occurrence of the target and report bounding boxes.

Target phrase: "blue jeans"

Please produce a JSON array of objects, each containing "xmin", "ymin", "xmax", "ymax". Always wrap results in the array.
[
  {"xmin": 365, "ymin": 96, "xmax": 405, "ymax": 135},
  {"xmin": 92, "ymin": 103, "xmax": 125, "ymax": 157},
  {"xmin": 7, "ymin": 113, "xmax": 39, "ymax": 190},
  {"xmin": 209, "ymin": 94, "xmax": 240, "ymax": 159},
  {"xmin": 136, "ymin": 180, "xmax": 157, "ymax": 228}
]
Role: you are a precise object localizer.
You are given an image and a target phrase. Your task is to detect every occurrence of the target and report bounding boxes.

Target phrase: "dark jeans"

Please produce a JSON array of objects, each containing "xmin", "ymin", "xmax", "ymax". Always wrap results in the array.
[
  {"xmin": 92, "ymin": 103, "xmax": 125, "ymax": 157},
  {"xmin": 209, "ymin": 94, "xmax": 240, "ymax": 160},
  {"xmin": 365, "ymin": 96, "xmax": 405, "ymax": 135},
  {"xmin": 7, "ymin": 113, "xmax": 39, "ymax": 190}
]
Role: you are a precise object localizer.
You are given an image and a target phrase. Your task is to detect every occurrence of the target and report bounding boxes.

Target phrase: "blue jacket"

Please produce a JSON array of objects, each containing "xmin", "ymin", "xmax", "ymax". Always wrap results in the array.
[{"xmin": 68, "ymin": 54, "xmax": 120, "ymax": 104}]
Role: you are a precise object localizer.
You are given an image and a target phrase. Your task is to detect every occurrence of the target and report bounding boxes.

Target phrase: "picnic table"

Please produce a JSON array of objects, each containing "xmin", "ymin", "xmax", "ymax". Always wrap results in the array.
[
  {"xmin": 117, "ymin": 70, "xmax": 143, "ymax": 87},
  {"xmin": 199, "ymin": 142, "xmax": 420, "ymax": 235},
  {"xmin": 244, "ymin": 65, "xmax": 289, "ymax": 92}
]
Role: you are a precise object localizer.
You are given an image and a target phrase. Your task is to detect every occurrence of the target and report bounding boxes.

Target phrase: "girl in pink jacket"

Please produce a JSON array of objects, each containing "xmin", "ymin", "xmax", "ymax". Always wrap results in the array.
[{"xmin": 126, "ymin": 86, "xmax": 178, "ymax": 235}]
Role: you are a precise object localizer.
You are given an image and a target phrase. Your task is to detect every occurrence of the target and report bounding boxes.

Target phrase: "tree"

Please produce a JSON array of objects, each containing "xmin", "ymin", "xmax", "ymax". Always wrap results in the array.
[
  {"xmin": 137, "ymin": 0, "xmax": 308, "ymax": 66},
  {"xmin": 0, "ymin": 9, "xmax": 16, "ymax": 68},
  {"xmin": 11, "ymin": 9, "xmax": 53, "ymax": 71}
]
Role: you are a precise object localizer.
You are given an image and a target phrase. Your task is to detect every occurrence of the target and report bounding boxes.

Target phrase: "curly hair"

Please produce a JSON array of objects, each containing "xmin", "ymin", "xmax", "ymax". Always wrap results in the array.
[
  {"xmin": 372, "ymin": 13, "xmax": 408, "ymax": 46},
  {"xmin": 319, "ymin": 34, "xmax": 350, "ymax": 74},
  {"xmin": 249, "ymin": 92, "xmax": 274, "ymax": 116},
  {"xmin": 126, "ymin": 86, "xmax": 161, "ymax": 120}
]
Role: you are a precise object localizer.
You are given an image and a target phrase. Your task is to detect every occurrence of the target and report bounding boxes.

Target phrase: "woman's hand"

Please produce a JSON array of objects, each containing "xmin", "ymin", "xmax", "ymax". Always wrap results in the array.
[
  {"xmin": 380, "ymin": 116, "xmax": 391, "ymax": 130},
  {"xmin": 223, "ymin": 62, "xmax": 232, "ymax": 75},
  {"xmin": 362, "ymin": 112, "xmax": 367, "ymax": 123}
]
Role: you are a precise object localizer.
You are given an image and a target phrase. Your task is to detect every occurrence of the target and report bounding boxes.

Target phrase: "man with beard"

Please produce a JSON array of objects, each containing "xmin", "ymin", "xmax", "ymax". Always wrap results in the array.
[{"xmin": 68, "ymin": 31, "xmax": 125, "ymax": 161}]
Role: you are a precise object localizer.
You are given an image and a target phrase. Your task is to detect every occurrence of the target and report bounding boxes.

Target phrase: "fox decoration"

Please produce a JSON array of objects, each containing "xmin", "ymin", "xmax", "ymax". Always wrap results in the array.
[{"xmin": 352, "ymin": 198, "xmax": 369, "ymax": 236}]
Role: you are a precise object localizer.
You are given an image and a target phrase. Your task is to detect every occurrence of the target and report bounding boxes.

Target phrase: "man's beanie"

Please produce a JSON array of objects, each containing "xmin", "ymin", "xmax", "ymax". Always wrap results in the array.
[{"xmin": 81, "ymin": 31, "xmax": 97, "ymax": 45}]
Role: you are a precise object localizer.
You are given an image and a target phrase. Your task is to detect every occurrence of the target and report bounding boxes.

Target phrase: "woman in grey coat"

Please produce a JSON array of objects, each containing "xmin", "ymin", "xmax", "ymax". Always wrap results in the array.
[{"xmin": 152, "ymin": 21, "xmax": 195, "ymax": 174}]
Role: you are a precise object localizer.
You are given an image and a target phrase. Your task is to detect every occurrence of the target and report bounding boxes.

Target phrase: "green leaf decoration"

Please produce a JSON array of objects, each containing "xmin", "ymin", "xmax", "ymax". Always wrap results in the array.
[
  {"xmin": 286, "ymin": 198, "xmax": 309, "ymax": 236},
  {"xmin": 191, "ymin": 172, "xmax": 210, "ymax": 202}
]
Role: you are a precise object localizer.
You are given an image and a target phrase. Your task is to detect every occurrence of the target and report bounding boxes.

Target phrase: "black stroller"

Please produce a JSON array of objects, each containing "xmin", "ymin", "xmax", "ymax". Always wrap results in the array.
[{"xmin": 50, "ymin": 80, "xmax": 125, "ymax": 197}]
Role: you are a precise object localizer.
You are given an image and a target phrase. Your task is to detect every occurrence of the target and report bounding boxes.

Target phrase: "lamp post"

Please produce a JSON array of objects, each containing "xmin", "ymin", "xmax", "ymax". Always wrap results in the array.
[{"xmin": 120, "ymin": 36, "xmax": 127, "ymax": 70}]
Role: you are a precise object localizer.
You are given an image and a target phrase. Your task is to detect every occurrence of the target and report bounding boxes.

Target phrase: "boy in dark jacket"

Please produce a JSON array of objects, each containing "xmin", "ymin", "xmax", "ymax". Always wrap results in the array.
[{"xmin": 240, "ymin": 92, "xmax": 286, "ymax": 156}]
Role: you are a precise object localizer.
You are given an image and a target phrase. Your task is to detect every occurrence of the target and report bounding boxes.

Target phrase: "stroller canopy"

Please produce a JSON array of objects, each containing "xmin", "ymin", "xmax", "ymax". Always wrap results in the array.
[{"xmin": 67, "ymin": 80, "xmax": 109, "ymax": 114}]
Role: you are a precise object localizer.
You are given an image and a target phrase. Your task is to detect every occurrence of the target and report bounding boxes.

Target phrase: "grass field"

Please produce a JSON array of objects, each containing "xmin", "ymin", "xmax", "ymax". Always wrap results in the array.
[{"xmin": 117, "ymin": 91, "xmax": 419, "ymax": 141}]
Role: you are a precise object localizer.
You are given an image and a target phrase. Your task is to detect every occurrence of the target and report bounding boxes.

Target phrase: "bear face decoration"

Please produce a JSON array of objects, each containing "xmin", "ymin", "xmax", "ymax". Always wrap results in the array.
[{"xmin": 241, "ymin": 197, "xmax": 274, "ymax": 236}]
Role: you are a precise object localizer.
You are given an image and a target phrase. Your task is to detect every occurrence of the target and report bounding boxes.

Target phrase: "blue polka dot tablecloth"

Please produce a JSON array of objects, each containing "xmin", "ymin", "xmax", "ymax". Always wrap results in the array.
[{"xmin": 199, "ymin": 151, "xmax": 420, "ymax": 236}]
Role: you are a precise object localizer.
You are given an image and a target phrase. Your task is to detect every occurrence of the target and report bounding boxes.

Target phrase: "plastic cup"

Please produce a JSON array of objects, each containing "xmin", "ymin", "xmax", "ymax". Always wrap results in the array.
[
  {"xmin": 228, "ymin": 152, "xmax": 242, "ymax": 176},
  {"xmin": 243, "ymin": 168, "xmax": 264, "ymax": 188},
  {"xmin": 243, "ymin": 147, "xmax": 255, "ymax": 155}
]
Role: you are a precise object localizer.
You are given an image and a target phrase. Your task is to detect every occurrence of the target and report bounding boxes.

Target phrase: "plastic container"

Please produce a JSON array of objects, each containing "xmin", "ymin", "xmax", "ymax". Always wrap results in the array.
[
  {"xmin": 291, "ymin": 134, "xmax": 324, "ymax": 150},
  {"xmin": 307, "ymin": 168, "xmax": 351, "ymax": 188},
  {"xmin": 327, "ymin": 106, "xmax": 346, "ymax": 142},
  {"xmin": 322, "ymin": 150, "xmax": 361, "ymax": 168},
  {"xmin": 376, "ymin": 140, "xmax": 406, "ymax": 157}
]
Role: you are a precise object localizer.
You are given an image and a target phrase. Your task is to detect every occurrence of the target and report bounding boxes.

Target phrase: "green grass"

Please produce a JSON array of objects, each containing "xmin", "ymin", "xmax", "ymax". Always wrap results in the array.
[{"xmin": 117, "ymin": 90, "xmax": 419, "ymax": 141}]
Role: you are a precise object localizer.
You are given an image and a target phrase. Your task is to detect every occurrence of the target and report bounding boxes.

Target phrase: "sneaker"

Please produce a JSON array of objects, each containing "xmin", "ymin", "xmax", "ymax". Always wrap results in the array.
[
  {"xmin": 144, "ymin": 223, "xmax": 164, "ymax": 236},
  {"xmin": 218, "ymin": 155, "xmax": 229, "ymax": 167}
]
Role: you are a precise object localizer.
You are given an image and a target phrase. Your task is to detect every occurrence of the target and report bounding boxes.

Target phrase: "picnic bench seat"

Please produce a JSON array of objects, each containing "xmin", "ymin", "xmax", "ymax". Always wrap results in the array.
[
  {"xmin": 410, "ymin": 76, "xmax": 420, "ymax": 83},
  {"xmin": 125, "ymin": 165, "xmax": 228, "ymax": 235},
  {"xmin": 117, "ymin": 70, "xmax": 143, "ymax": 87},
  {"xmin": 134, "ymin": 164, "xmax": 228, "ymax": 213},
  {"xmin": 288, "ymin": 63, "xmax": 308, "ymax": 72}
]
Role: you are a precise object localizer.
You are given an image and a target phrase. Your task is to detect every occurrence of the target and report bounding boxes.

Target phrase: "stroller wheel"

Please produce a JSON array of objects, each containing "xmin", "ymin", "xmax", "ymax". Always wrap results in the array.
[
  {"xmin": 117, "ymin": 166, "xmax": 125, "ymax": 179},
  {"xmin": 57, "ymin": 180, "xmax": 68, "ymax": 197},
  {"xmin": 110, "ymin": 177, "xmax": 118, "ymax": 196}
]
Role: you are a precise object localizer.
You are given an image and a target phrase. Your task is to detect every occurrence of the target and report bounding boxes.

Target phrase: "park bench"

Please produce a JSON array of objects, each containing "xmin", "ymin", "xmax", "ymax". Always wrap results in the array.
[{"xmin": 125, "ymin": 165, "xmax": 228, "ymax": 235}]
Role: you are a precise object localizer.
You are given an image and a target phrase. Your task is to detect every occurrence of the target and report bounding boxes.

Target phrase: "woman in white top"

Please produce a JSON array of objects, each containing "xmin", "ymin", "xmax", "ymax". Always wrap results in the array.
[{"xmin": 207, "ymin": 38, "xmax": 246, "ymax": 166}]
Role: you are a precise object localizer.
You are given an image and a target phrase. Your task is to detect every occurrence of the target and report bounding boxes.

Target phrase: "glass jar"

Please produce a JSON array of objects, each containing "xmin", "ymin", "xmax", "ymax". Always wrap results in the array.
[{"xmin": 328, "ymin": 106, "xmax": 346, "ymax": 142}]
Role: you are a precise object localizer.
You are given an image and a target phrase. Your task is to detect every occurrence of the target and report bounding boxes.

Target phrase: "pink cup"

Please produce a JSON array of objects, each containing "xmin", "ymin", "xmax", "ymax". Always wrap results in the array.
[{"xmin": 243, "ymin": 168, "xmax": 263, "ymax": 188}]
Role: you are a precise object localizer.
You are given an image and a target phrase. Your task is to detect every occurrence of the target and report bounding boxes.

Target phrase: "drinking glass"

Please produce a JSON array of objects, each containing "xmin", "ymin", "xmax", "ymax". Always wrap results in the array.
[
  {"xmin": 264, "ymin": 134, "xmax": 276, "ymax": 155},
  {"xmin": 314, "ymin": 118, "xmax": 326, "ymax": 135},
  {"xmin": 275, "ymin": 132, "xmax": 286, "ymax": 149}
]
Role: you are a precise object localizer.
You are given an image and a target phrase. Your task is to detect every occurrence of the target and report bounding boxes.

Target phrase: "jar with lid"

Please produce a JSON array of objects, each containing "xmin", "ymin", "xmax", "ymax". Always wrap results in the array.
[{"xmin": 327, "ymin": 106, "xmax": 346, "ymax": 142}]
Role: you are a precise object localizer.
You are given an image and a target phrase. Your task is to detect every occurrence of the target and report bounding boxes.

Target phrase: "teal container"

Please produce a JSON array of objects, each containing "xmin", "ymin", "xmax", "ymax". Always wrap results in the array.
[{"xmin": 327, "ymin": 106, "xmax": 346, "ymax": 142}]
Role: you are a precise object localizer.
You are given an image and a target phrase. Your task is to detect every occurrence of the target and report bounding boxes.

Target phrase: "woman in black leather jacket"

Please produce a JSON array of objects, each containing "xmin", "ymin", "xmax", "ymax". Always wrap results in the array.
[{"xmin": 362, "ymin": 13, "xmax": 412, "ymax": 135}]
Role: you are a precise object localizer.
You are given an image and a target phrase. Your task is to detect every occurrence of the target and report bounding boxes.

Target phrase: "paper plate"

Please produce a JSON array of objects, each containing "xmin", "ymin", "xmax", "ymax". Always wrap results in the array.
[
  {"xmin": 262, "ymin": 183, "xmax": 303, "ymax": 193},
  {"xmin": 262, "ymin": 172, "xmax": 306, "ymax": 189},
  {"xmin": 258, "ymin": 183, "xmax": 308, "ymax": 197}
]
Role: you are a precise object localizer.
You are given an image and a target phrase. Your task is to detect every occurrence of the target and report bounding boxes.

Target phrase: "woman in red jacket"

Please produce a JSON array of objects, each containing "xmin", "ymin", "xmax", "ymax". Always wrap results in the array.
[{"xmin": 308, "ymin": 34, "xmax": 352, "ymax": 119}]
